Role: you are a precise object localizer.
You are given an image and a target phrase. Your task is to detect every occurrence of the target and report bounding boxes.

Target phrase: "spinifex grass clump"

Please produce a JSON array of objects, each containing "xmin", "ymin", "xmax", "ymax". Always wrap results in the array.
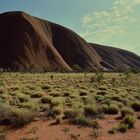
[
  {"xmin": 64, "ymin": 108, "xmax": 82, "ymax": 119},
  {"xmin": 121, "ymin": 107, "xmax": 134, "ymax": 118},
  {"xmin": 103, "ymin": 104, "xmax": 119, "ymax": 115},
  {"xmin": 0, "ymin": 104, "xmax": 37, "ymax": 127},
  {"xmin": 131, "ymin": 101, "xmax": 140, "ymax": 111},
  {"xmin": 63, "ymin": 103, "xmax": 103, "ymax": 127},
  {"xmin": 84, "ymin": 105, "xmax": 104, "ymax": 119},
  {"xmin": 109, "ymin": 114, "xmax": 136, "ymax": 134}
]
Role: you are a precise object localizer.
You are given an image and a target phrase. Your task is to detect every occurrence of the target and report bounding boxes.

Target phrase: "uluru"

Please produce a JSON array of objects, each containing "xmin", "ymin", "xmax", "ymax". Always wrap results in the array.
[{"xmin": 0, "ymin": 11, "xmax": 140, "ymax": 72}]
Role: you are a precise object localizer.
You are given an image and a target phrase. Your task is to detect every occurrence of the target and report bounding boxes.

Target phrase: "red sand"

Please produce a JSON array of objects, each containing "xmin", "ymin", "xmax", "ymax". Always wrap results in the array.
[{"xmin": 6, "ymin": 115, "xmax": 140, "ymax": 140}]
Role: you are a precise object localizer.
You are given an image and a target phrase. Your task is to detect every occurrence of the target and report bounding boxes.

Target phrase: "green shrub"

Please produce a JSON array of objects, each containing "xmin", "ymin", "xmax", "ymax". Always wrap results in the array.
[
  {"xmin": 17, "ymin": 94, "xmax": 29, "ymax": 103},
  {"xmin": 30, "ymin": 91, "xmax": 44, "ymax": 98},
  {"xmin": 91, "ymin": 120, "xmax": 100, "ymax": 129},
  {"xmin": 72, "ymin": 64, "xmax": 83, "ymax": 72},
  {"xmin": 0, "ymin": 87, "xmax": 6, "ymax": 94},
  {"xmin": 79, "ymin": 86, "xmax": 89, "ymax": 90},
  {"xmin": 121, "ymin": 107, "xmax": 134, "ymax": 118},
  {"xmin": 9, "ymin": 91, "xmax": 20, "ymax": 96},
  {"xmin": 131, "ymin": 101, "xmax": 140, "ymax": 111},
  {"xmin": 97, "ymin": 90, "xmax": 107, "ymax": 95},
  {"xmin": 110, "ymin": 101, "xmax": 124, "ymax": 108},
  {"xmin": 40, "ymin": 104, "xmax": 50, "ymax": 112},
  {"xmin": 63, "ymin": 91, "xmax": 71, "ymax": 97},
  {"xmin": 98, "ymin": 86, "xmax": 108, "ymax": 90},
  {"xmin": 52, "ymin": 107, "xmax": 62, "ymax": 116},
  {"xmin": 0, "ymin": 94, "xmax": 10, "ymax": 100},
  {"xmin": 102, "ymin": 104, "xmax": 109, "ymax": 113},
  {"xmin": 118, "ymin": 123, "xmax": 129, "ymax": 133},
  {"xmin": 49, "ymin": 91, "xmax": 61, "ymax": 97},
  {"xmin": 79, "ymin": 89, "xmax": 89, "ymax": 96},
  {"xmin": 121, "ymin": 115, "xmax": 136, "ymax": 128},
  {"xmin": 109, "ymin": 114, "xmax": 136, "ymax": 133},
  {"xmin": 90, "ymin": 128, "xmax": 101, "ymax": 139},
  {"xmin": 0, "ymin": 127, "xmax": 6, "ymax": 140},
  {"xmin": 20, "ymin": 137, "xmax": 38, "ymax": 140},
  {"xmin": 64, "ymin": 108, "xmax": 82, "ymax": 119},
  {"xmin": 55, "ymin": 116, "xmax": 62, "ymax": 124},
  {"xmin": 95, "ymin": 72, "xmax": 104, "ymax": 83},
  {"xmin": 50, "ymin": 98, "xmax": 62, "ymax": 107},
  {"xmin": 0, "ymin": 104, "xmax": 36, "ymax": 127},
  {"xmin": 19, "ymin": 102, "xmax": 38, "ymax": 111},
  {"xmin": 111, "ymin": 96, "xmax": 124, "ymax": 103},
  {"xmin": 81, "ymin": 96, "xmax": 94, "ymax": 105},
  {"xmin": 70, "ymin": 115, "xmax": 92, "ymax": 126},
  {"xmin": 41, "ymin": 85, "xmax": 52, "ymax": 90},
  {"xmin": 95, "ymin": 95, "xmax": 105, "ymax": 102},
  {"xmin": 90, "ymin": 76, "xmax": 95, "ymax": 82},
  {"xmin": 84, "ymin": 105, "xmax": 97, "ymax": 117},
  {"xmin": 41, "ymin": 96, "xmax": 53, "ymax": 104},
  {"xmin": 0, "ymin": 104, "xmax": 13, "ymax": 124},
  {"xmin": 84, "ymin": 105, "xmax": 104, "ymax": 119},
  {"xmin": 9, "ymin": 108, "xmax": 37, "ymax": 127},
  {"xmin": 108, "ymin": 127, "xmax": 117, "ymax": 134},
  {"xmin": 105, "ymin": 104, "xmax": 119, "ymax": 114},
  {"xmin": 9, "ymin": 98, "xmax": 20, "ymax": 106}
]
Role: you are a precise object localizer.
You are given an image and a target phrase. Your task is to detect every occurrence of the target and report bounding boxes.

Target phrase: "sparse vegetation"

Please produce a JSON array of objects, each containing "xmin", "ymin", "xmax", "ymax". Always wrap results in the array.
[
  {"xmin": 131, "ymin": 101, "xmax": 140, "ymax": 111},
  {"xmin": 0, "ymin": 104, "xmax": 36, "ymax": 127},
  {"xmin": 0, "ymin": 127, "xmax": 6, "ymax": 140},
  {"xmin": 104, "ymin": 104, "xmax": 119, "ymax": 115},
  {"xmin": 0, "ymin": 72, "xmax": 139, "ymax": 138},
  {"xmin": 121, "ymin": 107, "xmax": 134, "ymax": 118},
  {"xmin": 121, "ymin": 114, "xmax": 136, "ymax": 128}
]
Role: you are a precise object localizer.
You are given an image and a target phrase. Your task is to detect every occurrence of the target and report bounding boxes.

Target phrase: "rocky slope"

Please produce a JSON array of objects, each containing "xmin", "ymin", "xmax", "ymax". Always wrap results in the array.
[
  {"xmin": 0, "ymin": 11, "xmax": 140, "ymax": 71},
  {"xmin": 90, "ymin": 43, "xmax": 140, "ymax": 71}
]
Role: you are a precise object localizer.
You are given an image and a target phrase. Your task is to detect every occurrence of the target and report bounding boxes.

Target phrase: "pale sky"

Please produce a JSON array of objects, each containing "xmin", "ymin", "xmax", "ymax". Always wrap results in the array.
[{"xmin": 0, "ymin": 0, "xmax": 140, "ymax": 55}]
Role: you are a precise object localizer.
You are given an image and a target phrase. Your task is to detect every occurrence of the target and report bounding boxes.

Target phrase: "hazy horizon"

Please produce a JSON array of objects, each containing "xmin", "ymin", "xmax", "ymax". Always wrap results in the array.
[{"xmin": 0, "ymin": 0, "xmax": 140, "ymax": 55}]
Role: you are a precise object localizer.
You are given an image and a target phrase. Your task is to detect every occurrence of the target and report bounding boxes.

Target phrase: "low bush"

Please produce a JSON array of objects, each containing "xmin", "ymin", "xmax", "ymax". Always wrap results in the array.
[
  {"xmin": 95, "ymin": 95, "xmax": 105, "ymax": 102},
  {"xmin": 30, "ymin": 91, "xmax": 44, "ymax": 98},
  {"xmin": 121, "ymin": 107, "xmax": 134, "ymax": 118},
  {"xmin": 84, "ymin": 105, "xmax": 98, "ymax": 117},
  {"xmin": 131, "ymin": 101, "xmax": 140, "ymax": 111},
  {"xmin": 81, "ymin": 96, "xmax": 94, "ymax": 105},
  {"xmin": 50, "ymin": 98, "xmax": 62, "ymax": 107},
  {"xmin": 9, "ymin": 108, "xmax": 37, "ymax": 127},
  {"xmin": 79, "ymin": 89, "xmax": 89, "ymax": 96},
  {"xmin": 17, "ymin": 94, "xmax": 29, "ymax": 103},
  {"xmin": 104, "ymin": 104, "xmax": 119, "ymax": 114},
  {"xmin": 121, "ymin": 114, "xmax": 136, "ymax": 128},
  {"xmin": 91, "ymin": 120, "xmax": 100, "ymax": 129},
  {"xmin": 41, "ymin": 96, "xmax": 53, "ymax": 104},
  {"xmin": 0, "ymin": 127, "xmax": 6, "ymax": 140},
  {"xmin": 63, "ymin": 91, "xmax": 71, "ymax": 97},
  {"xmin": 52, "ymin": 107, "xmax": 62, "ymax": 116},
  {"xmin": 40, "ymin": 104, "xmax": 50, "ymax": 112},
  {"xmin": 97, "ymin": 90, "xmax": 107, "ymax": 96},
  {"xmin": 108, "ymin": 127, "xmax": 117, "ymax": 134},
  {"xmin": 0, "ymin": 104, "xmax": 36, "ymax": 127},
  {"xmin": 19, "ymin": 102, "xmax": 38, "ymax": 111},
  {"xmin": 98, "ymin": 86, "xmax": 108, "ymax": 90},
  {"xmin": 111, "ymin": 96, "xmax": 124, "ymax": 103},
  {"xmin": 64, "ymin": 108, "xmax": 82, "ymax": 119},
  {"xmin": 118, "ymin": 123, "xmax": 129, "ymax": 133},
  {"xmin": 70, "ymin": 115, "xmax": 93, "ymax": 127},
  {"xmin": 49, "ymin": 91, "xmax": 61, "ymax": 97}
]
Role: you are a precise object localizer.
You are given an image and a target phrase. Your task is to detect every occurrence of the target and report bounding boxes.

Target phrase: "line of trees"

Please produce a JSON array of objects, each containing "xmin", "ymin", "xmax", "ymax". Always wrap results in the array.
[{"xmin": 0, "ymin": 64, "xmax": 140, "ymax": 73}]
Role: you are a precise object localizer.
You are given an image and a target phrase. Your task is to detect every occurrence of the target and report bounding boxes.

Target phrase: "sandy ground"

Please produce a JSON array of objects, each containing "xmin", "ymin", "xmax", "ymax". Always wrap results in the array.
[{"xmin": 6, "ymin": 114, "xmax": 140, "ymax": 140}]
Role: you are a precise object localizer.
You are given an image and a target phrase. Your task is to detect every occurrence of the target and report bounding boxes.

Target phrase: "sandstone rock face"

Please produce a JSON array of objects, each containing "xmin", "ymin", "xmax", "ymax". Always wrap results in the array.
[
  {"xmin": 0, "ymin": 11, "xmax": 139, "ymax": 71},
  {"xmin": 91, "ymin": 43, "xmax": 140, "ymax": 71}
]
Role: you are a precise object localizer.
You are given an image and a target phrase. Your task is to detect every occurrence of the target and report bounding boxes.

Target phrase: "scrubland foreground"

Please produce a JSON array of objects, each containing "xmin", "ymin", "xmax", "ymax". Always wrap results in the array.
[{"xmin": 0, "ymin": 72, "xmax": 140, "ymax": 140}]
